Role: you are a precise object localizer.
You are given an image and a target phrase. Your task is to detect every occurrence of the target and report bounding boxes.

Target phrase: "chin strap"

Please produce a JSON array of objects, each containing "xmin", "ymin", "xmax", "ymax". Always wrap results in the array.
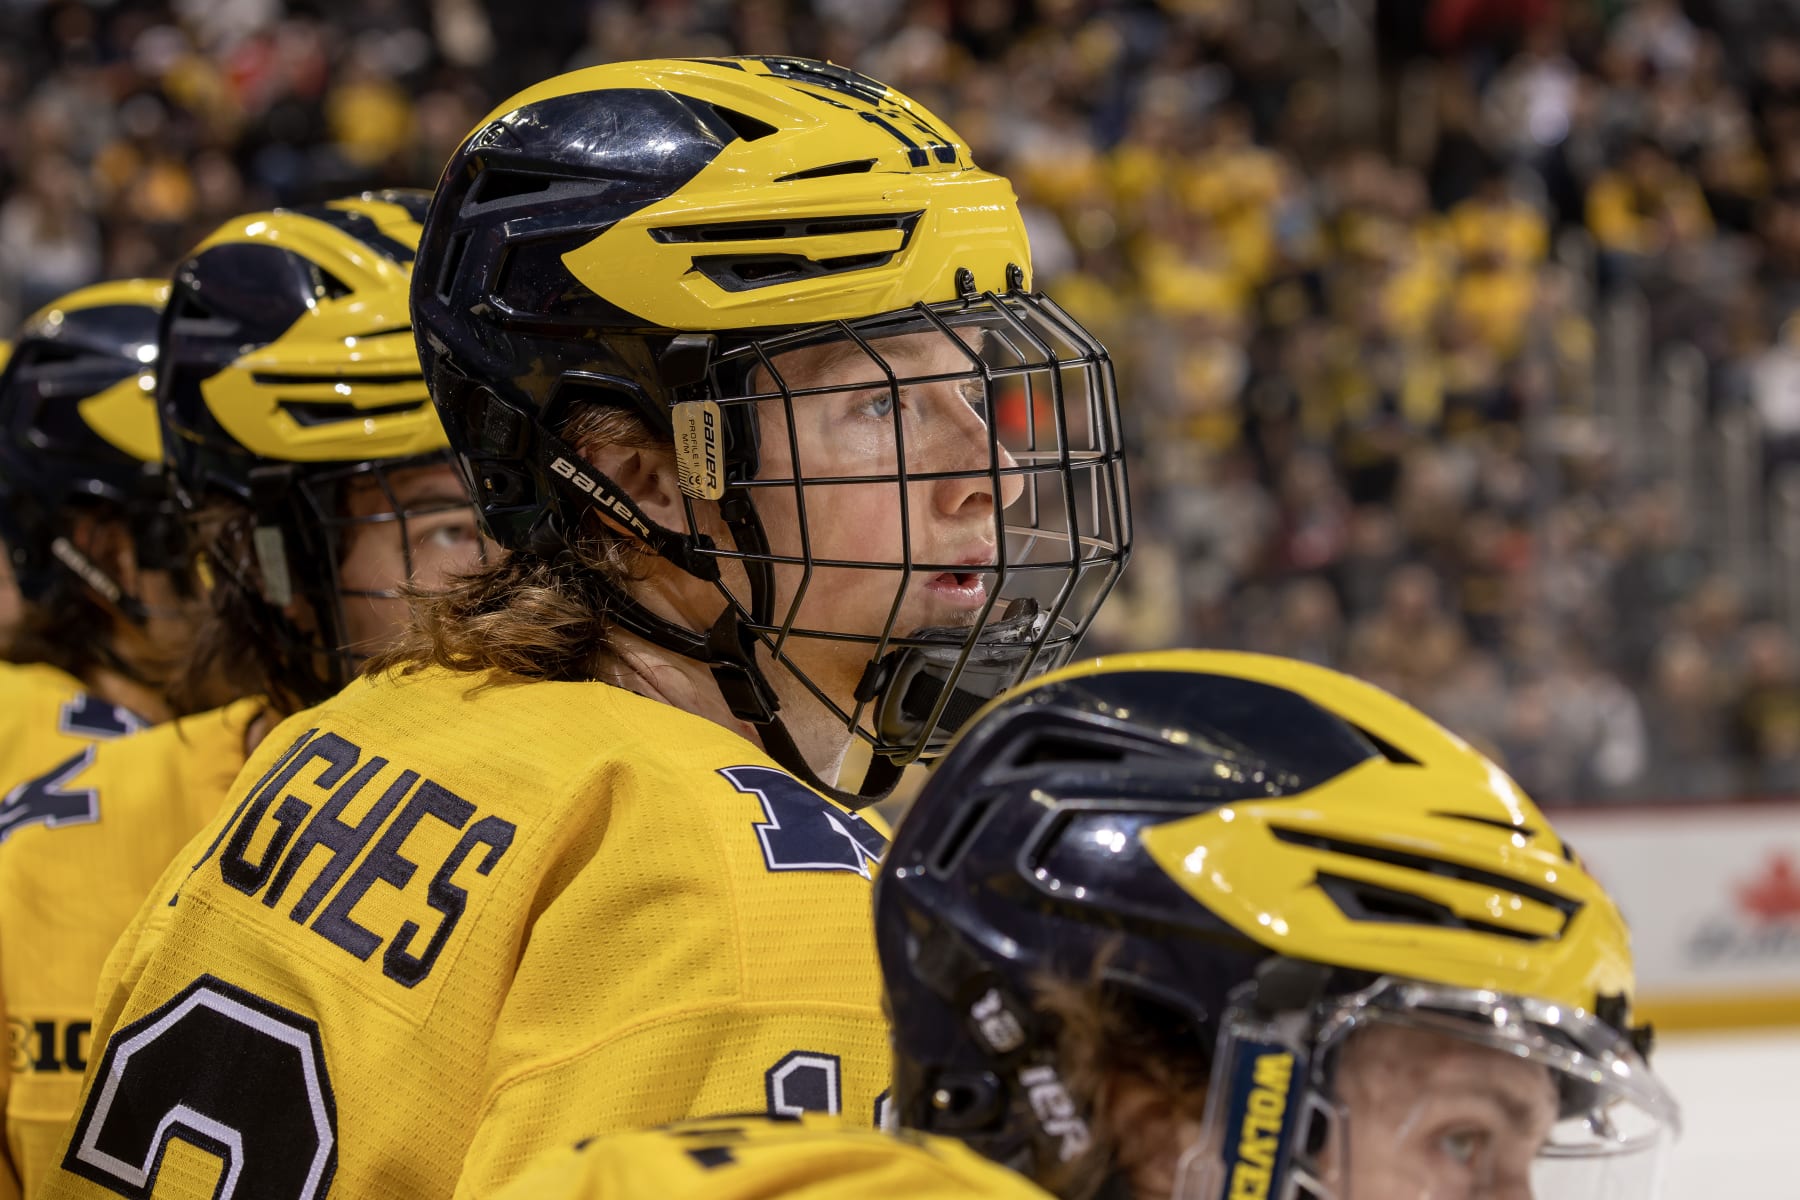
[
  {"xmin": 528, "ymin": 406, "xmax": 911, "ymax": 808},
  {"xmin": 701, "ymin": 605, "xmax": 903, "ymax": 810}
]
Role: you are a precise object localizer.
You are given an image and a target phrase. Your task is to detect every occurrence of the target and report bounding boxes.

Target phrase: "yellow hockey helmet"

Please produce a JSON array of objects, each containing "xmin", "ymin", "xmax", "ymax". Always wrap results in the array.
[
  {"xmin": 877, "ymin": 650, "xmax": 1675, "ymax": 1199},
  {"xmin": 413, "ymin": 56, "xmax": 1129, "ymax": 805},
  {"xmin": 160, "ymin": 190, "xmax": 444, "ymax": 497},
  {"xmin": 160, "ymin": 191, "xmax": 472, "ymax": 705}
]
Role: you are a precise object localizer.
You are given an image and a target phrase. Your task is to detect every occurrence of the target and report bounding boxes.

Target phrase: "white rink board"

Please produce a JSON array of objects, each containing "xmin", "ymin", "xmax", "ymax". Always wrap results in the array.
[{"xmin": 1548, "ymin": 803, "xmax": 1800, "ymax": 1020}]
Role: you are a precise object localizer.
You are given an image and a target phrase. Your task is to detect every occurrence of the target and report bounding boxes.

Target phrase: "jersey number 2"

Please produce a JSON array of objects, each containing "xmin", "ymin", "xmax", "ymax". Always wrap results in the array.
[{"xmin": 61, "ymin": 975, "xmax": 336, "ymax": 1200}]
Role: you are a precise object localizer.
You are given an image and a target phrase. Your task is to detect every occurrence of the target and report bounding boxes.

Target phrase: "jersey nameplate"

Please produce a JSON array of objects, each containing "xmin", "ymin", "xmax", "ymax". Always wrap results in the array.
[{"xmin": 186, "ymin": 728, "xmax": 518, "ymax": 989}]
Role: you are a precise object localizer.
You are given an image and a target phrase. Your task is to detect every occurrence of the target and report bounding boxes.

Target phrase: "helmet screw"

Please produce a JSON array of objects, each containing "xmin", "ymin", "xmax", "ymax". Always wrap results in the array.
[
  {"xmin": 1005, "ymin": 263, "xmax": 1026, "ymax": 292},
  {"xmin": 932, "ymin": 1088, "xmax": 955, "ymax": 1110},
  {"xmin": 954, "ymin": 267, "xmax": 977, "ymax": 297}
]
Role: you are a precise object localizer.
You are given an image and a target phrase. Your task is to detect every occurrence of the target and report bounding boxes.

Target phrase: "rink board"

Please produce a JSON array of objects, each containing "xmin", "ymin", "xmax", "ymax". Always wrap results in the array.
[{"xmin": 1550, "ymin": 802, "xmax": 1800, "ymax": 1030}]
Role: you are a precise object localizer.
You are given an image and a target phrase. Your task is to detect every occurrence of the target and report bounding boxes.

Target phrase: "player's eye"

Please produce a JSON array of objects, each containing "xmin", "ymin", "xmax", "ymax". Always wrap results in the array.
[
  {"xmin": 1436, "ymin": 1126, "xmax": 1490, "ymax": 1169},
  {"xmin": 853, "ymin": 388, "xmax": 899, "ymax": 420}
]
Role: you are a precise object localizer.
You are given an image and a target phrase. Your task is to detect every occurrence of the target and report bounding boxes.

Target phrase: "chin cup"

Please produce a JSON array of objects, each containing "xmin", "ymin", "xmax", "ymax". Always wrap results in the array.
[{"xmin": 858, "ymin": 598, "xmax": 1051, "ymax": 757}]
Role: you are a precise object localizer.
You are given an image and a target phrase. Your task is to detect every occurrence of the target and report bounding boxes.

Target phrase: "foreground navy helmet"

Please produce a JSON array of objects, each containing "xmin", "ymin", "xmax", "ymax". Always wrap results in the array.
[{"xmin": 875, "ymin": 651, "xmax": 1669, "ymax": 1200}]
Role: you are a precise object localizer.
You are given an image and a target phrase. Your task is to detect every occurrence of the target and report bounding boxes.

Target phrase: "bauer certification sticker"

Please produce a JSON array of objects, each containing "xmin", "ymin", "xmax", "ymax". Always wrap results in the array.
[{"xmin": 673, "ymin": 399, "xmax": 726, "ymax": 500}]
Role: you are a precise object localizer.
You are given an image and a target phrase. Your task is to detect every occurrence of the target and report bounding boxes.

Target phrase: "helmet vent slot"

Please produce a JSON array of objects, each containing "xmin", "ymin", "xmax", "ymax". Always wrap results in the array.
[
  {"xmin": 1007, "ymin": 734, "xmax": 1127, "ymax": 769},
  {"xmin": 775, "ymin": 159, "xmax": 877, "ymax": 182},
  {"xmin": 1346, "ymin": 723, "xmax": 1418, "ymax": 765},
  {"xmin": 276, "ymin": 398, "xmax": 428, "ymax": 427},
  {"xmin": 436, "ymin": 232, "xmax": 470, "ymax": 301},
  {"xmin": 1430, "ymin": 811, "xmax": 1538, "ymax": 838},
  {"xmin": 693, "ymin": 250, "xmax": 901, "ymax": 292},
  {"xmin": 708, "ymin": 104, "xmax": 778, "ymax": 143},
  {"xmin": 1316, "ymin": 873, "xmax": 1542, "ymax": 941},
  {"xmin": 312, "ymin": 268, "xmax": 353, "ymax": 301},
  {"xmin": 472, "ymin": 170, "xmax": 557, "ymax": 205},
  {"xmin": 927, "ymin": 795, "xmax": 996, "ymax": 875},
  {"xmin": 1271, "ymin": 827, "xmax": 1580, "ymax": 918},
  {"xmin": 651, "ymin": 212, "xmax": 920, "ymax": 243}
]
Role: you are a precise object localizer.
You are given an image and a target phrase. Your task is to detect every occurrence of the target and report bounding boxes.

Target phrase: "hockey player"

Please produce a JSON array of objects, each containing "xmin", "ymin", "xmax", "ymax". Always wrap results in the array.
[
  {"xmin": 0, "ymin": 281, "xmax": 199, "ymax": 802},
  {"xmin": 44, "ymin": 57, "xmax": 1129, "ymax": 1200},
  {"xmin": 875, "ymin": 650, "xmax": 1680, "ymax": 1200},
  {"xmin": 3, "ymin": 192, "xmax": 483, "ymax": 1197},
  {"xmin": 480, "ymin": 650, "xmax": 1678, "ymax": 1200}
]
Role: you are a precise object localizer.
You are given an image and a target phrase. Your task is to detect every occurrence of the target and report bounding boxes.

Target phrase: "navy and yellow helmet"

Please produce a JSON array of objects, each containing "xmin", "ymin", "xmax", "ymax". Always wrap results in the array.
[
  {"xmin": 159, "ymin": 189, "xmax": 445, "ymax": 507},
  {"xmin": 875, "ymin": 651, "xmax": 1648, "ymax": 1191},
  {"xmin": 413, "ymin": 57, "xmax": 1129, "ymax": 801},
  {"xmin": 159, "ymin": 190, "xmax": 463, "ymax": 705},
  {"xmin": 0, "ymin": 279, "xmax": 170, "ymax": 609}
]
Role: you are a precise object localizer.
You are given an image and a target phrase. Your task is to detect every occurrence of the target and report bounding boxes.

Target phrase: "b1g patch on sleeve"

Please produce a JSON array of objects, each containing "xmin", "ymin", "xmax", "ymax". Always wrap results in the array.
[{"xmin": 719, "ymin": 766, "xmax": 886, "ymax": 879}]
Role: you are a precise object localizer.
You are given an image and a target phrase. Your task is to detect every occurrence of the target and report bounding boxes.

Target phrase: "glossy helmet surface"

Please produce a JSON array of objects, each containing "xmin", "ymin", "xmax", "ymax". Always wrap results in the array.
[
  {"xmin": 875, "ymin": 650, "xmax": 1639, "ymax": 1185},
  {"xmin": 161, "ymin": 191, "xmax": 465, "ymax": 703},
  {"xmin": 0, "ymin": 279, "xmax": 171, "ymax": 611},
  {"xmin": 413, "ymin": 56, "xmax": 1130, "ymax": 802}
]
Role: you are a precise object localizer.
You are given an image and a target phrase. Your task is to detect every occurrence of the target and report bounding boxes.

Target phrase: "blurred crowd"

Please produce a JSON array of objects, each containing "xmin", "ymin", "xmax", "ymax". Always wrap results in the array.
[{"xmin": 4, "ymin": 0, "xmax": 1800, "ymax": 804}]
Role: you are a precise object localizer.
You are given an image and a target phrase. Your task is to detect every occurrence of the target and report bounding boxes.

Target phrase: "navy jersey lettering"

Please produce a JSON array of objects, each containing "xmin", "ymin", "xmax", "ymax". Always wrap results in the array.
[
  {"xmin": 0, "ymin": 748, "xmax": 98, "ymax": 842},
  {"xmin": 721, "ymin": 766, "xmax": 886, "ymax": 878}
]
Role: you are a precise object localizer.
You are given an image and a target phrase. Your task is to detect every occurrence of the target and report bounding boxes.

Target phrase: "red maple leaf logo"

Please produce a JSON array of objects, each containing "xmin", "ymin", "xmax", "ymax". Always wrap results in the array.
[{"xmin": 1737, "ymin": 854, "xmax": 1800, "ymax": 922}]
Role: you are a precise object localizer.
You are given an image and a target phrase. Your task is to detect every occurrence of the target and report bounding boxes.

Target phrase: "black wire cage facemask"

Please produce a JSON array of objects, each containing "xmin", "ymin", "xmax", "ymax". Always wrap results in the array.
[
  {"xmin": 196, "ymin": 450, "xmax": 485, "ymax": 708},
  {"xmin": 687, "ymin": 285, "xmax": 1131, "ymax": 772}
]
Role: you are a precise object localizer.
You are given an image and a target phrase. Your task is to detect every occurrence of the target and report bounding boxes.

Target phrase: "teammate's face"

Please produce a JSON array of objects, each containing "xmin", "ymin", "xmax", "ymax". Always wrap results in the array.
[
  {"xmin": 0, "ymin": 536, "xmax": 20, "ymax": 650},
  {"xmin": 334, "ymin": 464, "xmax": 484, "ymax": 656},
  {"xmin": 748, "ymin": 330, "xmax": 1023, "ymax": 702},
  {"xmin": 1324, "ymin": 1024, "xmax": 1559, "ymax": 1199}
]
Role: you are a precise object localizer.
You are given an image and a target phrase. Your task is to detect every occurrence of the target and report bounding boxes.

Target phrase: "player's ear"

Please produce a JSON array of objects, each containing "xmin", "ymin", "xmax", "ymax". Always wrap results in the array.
[{"xmin": 586, "ymin": 442, "xmax": 684, "ymax": 530}]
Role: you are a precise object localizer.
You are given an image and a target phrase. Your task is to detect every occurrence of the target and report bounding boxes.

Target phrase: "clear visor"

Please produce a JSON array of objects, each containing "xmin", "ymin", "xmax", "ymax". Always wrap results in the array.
[{"xmin": 1177, "ymin": 979, "xmax": 1680, "ymax": 1200}]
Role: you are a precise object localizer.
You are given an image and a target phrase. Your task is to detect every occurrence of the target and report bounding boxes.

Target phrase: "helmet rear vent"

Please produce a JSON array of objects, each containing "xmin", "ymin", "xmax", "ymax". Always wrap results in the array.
[
  {"xmin": 276, "ymin": 398, "xmax": 427, "ymax": 427},
  {"xmin": 926, "ymin": 795, "xmax": 997, "ymax": 875},
  {"xmin": 708, "ymin": 104, "xmax": 778, "ymax": 143},
  {"xmin": 652, "ymin": 212, "xmax": 920, "ymax": 243},
  {"xmin": 1272, "ymin": 827, "xmax": 1581, "ymax": 919},
  {"xmin": 435, "ymin": 232, "xmax": 470, "ymax": 301},
  {"xmin": 1347, "ymin": 723, "xmax": 1419, "ymax": 765},
  {"xmin": 472, "ymin": 170, "xmax": 557, "ymax": 205},
  {"xmin": 693, "ymin": 250, "xmax": 899, "ymax": 292},
  {"xmin": 1008, "ymin": 733, "xmax": 1128, "ymax": 769},
  {"xmin": 1316, "ymin": 874, "xmax": 1541, "ymax": 941},
  {"xmin": 1431, "ymin": 811, "xmax": 1538, "ymax": 838},
  {"xmin": 775, "ymin": 159, "xmax": 877, "ymax": 182}
]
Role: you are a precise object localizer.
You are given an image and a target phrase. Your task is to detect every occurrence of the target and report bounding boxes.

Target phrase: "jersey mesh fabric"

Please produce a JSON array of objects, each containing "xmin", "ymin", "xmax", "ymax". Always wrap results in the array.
[
  {"xmin": 40, "ymin": 666, "xmax": 891, "ymax": 1200},
  {"xmin": 0, "ymin": 661, "xmax": 151, "ymax": 1200},
  {"xmin": 0, "ymin": 698, "xmax": 263, "ymax": 1196},
  {"xmin": 483, "ymin": 1114, "xmax": 1056, "ymax": 1200}
]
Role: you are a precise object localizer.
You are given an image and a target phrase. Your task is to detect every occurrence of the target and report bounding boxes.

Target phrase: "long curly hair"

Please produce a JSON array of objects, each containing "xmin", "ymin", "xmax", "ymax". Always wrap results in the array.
[{"xmin": 366, "ymin": 400, "xmax": 666, "ymax": 684}]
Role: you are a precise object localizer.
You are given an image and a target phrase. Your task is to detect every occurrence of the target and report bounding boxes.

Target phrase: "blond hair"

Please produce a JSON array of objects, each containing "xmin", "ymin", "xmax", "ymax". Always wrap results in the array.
[{"xmin": 1030, "ymin": 966, "xmax": 1214, "ymax": 1200}]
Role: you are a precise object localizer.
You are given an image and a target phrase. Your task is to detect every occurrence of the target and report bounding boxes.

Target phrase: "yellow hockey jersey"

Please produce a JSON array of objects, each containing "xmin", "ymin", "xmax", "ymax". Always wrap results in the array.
[
  {"xmin": 483, "ymin": 1114, "xmax": 1054, "ymax": 1200},
  {"xmin": 43, "ymin": 666, "xmax": 892, "ymax": 1200},
  {"xmin": 0, "ymin": 699, "xmax": 264, "ymax": 1197}
]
